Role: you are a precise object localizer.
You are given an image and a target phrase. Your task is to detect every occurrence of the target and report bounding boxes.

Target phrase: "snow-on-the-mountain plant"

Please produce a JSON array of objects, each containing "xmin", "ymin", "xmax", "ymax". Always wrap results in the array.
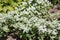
[{"xmin": 0, "ymin": 0, "xmax": 60, "ymax": 40}]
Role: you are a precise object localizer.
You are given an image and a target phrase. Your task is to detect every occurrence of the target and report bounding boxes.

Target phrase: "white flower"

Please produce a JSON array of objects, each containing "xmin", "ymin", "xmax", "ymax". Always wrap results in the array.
[
  {"xmin": 36, "ymin": 0, "xmax": 43, "ymax": 4},
  {"xmin": 47, "ymin": 29, "xmax": 52, "ymax": 34},
  {"xmin": 38, "ymin": 25, "xmax": 43, "ymax": 30},
  {"xmin": 28, "ymin": 0, "xmax": 33, "ymax": 4},
  {"xmin": 52, "ymin": 29, "xmax": 58, "ymax": 35},
  {"xmin": 3, "ymin": 26, "xmax": 9, "ymax": 32},
  {"xmin": 38, "ymin": 25, "xmax": 47, "ymax": 33},
  {"xmin": 31, "ymin": 6, "xmax": 35, "ymax": 10},
  {"xmin": 20, "ymin": 24, "xmax": 31, "ymax": 33},
  {"xmin": 12, "ymin": 22, "xmax": 21, "ymax": 28},
  {"xmin": 35, "ymin": 22, "xmax": 40, "ymax": 27},
  {"xmin": 23, "ymin": 10, "xmax": 29, "ymax": 15},
  {"xmin": 50, "ymin": 36, "xmax": 56, "ymax": 39},
  {"xmin": 42, "ymin": 28, "xmax": 47, "ymax": 33}
]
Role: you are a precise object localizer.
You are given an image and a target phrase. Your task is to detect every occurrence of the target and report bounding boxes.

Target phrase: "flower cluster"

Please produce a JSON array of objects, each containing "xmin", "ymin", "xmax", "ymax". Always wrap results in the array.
[{"xmin": 0, "ymin": 0, "xmax": 60, "ymax": 40}]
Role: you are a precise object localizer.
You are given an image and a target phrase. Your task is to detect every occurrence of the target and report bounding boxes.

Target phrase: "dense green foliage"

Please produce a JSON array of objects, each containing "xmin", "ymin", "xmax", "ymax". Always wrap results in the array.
[
  {"xmin": 49, "ymin": 0, "xmax": 60, "ymax": 5},
  {"xmin": 48, "ymin": 0, "xmax": 60, "ymax": 10},
  {"xmin": 0, "ymin": 0, "xmax": 28, "ymax": 13},
  {"xmin": 0, "ymin": 0, "xmax": 60, "ymax": 40}
]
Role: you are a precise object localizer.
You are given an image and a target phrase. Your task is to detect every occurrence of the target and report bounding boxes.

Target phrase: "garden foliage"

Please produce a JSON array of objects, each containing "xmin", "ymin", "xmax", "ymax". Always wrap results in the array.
[
  {"xmin": 48, "ymin": 0, "xmax": 60, "ymax": 5},
  {"xmin": 0, "ymin": 0, "xmax": 60, "ymax": 40},
  {"xmin": 0, "ymin": 0, "xmax": 24, "ymax": 13}
]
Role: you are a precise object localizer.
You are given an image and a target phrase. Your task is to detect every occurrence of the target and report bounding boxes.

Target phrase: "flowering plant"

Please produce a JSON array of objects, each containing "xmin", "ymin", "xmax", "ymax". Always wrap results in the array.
[{"xmin": 0, "ymin": 0, "xmax": 60, "ymax": 40}]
